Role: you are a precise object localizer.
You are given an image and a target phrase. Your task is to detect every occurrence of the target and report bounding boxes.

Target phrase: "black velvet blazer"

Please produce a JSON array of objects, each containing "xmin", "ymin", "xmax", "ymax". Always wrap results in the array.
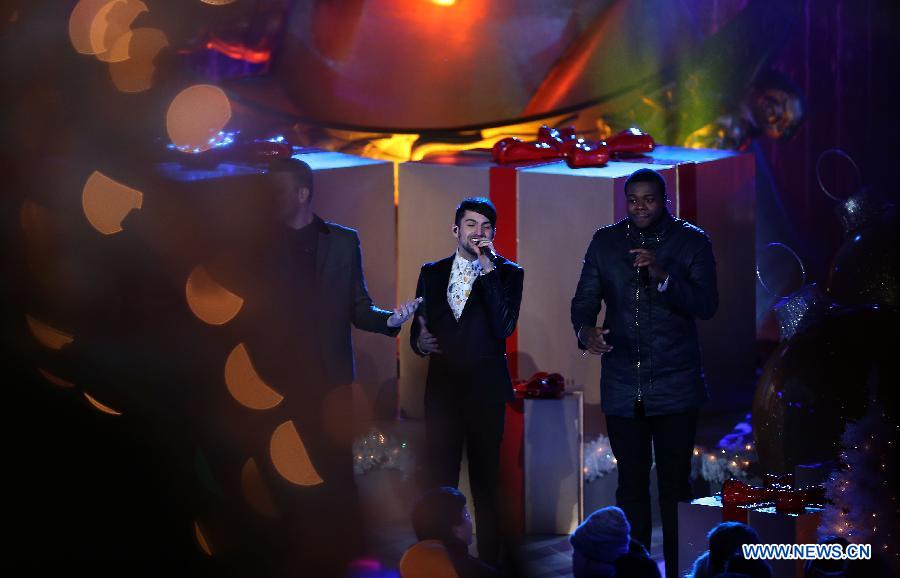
[{"xmin": 410, "ymin": 254, "xmax": 524, "ymax": 404}]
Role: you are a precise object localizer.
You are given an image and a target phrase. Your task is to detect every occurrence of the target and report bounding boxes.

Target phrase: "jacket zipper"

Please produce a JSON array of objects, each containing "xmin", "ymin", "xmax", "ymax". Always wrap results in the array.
[{"xmin": 635, "ymin": 262, "xmax": 642, "ymax": 404}]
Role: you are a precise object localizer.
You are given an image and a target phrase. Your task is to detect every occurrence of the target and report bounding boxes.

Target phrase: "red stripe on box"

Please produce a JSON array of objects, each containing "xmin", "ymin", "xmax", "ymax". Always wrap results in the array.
[
  {"xmin": 490, "ymin": 165, "xmax": 524, "ymax": 534},
  {"xmin": 488, "ymin": 166, "xmax": 518, "ymax": 262},
  {"xmin": 500, "ymin": 398, "xmax": 525, "ymax": 534},
  {"xmin": 489, "ymin": 165, "xmax": 519, "ymax": 381},
  {"xmin": 677, "ymin": 162, "xmax": 698, "ymax": 224}
]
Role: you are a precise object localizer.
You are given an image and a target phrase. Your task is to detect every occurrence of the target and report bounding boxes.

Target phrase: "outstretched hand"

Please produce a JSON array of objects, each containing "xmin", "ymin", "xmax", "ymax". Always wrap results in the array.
[{"xmin": 387, "ymin": 297, "xmax": 423, "ymax": 328}]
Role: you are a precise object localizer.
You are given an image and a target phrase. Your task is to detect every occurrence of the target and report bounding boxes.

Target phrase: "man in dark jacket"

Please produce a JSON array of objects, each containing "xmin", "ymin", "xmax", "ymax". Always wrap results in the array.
[
  {"xmin": 221, "ymin": 158, "xmax": 420, "ymax": 576},
  {"xmin": 571, "ymin": 168, "xmax": 718, "ymax": 578},
  {"xmin": 410, "ymin": 197, "xmax": 524, "ymax": 566}
]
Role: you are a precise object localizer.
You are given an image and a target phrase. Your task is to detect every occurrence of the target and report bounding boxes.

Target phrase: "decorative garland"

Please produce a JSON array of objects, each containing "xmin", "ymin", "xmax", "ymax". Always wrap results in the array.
[
  {"xmin": 352, "ymin": 429, "xmax": 415, "ymax": 479},
  {"xmin": 583, "ymin": 416, "xmax": 758, "ymax": 485},
  {"xmin": 692, "ymin": 445, "xmax": 755, "ymax": 486},
  {"xmin": 583, "ymin": 435, "xmax": 618, "ymax": 482}
]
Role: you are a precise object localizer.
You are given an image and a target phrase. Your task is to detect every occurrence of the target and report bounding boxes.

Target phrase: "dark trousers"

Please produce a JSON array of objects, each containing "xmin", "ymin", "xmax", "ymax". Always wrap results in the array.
[
  {"xmin": 424, "ymin": 391, "xmax": 506, "ymax": 565},
  {"xmin": 606, "ymin": 408, "xmax": 698, "ymax": 578}
]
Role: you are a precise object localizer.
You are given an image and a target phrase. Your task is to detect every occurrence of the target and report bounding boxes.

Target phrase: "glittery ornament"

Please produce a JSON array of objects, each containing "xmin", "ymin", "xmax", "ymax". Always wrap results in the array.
[
  {"xmin": 753, "ymin": 305, "xmax": 898, "ymax": 473},
  {"xmin": 773, "ymin": 283, "xmax": 830, "ymax": 342},
  {"xmin": 828, "ymin": 193, "xmax": 899, "ymax": 309}
]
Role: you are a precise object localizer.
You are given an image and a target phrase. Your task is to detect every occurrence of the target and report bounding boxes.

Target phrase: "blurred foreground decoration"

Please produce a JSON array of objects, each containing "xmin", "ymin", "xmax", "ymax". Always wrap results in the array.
[{"xmin": 684, "ymin": 69, "xmax": 806, "ymax": 151}]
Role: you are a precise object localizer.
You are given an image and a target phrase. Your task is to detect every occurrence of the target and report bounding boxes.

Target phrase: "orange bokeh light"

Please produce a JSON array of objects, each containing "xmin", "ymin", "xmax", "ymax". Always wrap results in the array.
[
  {"xmin": 82, "ymin": 170, "xmax": 143, "ymax": 235},
  {"xmin": 38, "ymin": 368, "xmax": 75, "ymax": 389},
  {"xmin": 186, "ymin": 265, "xmax": 244, "ymax": 325},
  {"xmin": 26, "ymin": 315, "xmax": 74, "ymax": 350},
  {"xmin": 194, "ymin": 521, "xmax": 213, "ymax": 556},
  {"xmin": 224, "ymin": 343, "xmax": 283, "ymax": 410},
  {"xmin": 166, "ymin": 85, "xmax": 232, "ymax": 153},
  {"xmin": 269, "ymin": 421, "xmax": 324, "ymax": 487},
  {"xmin": 108, "ymin": 27, "xmax": 169, "ymax": 93},
  {"xmin": 83, "ymin": 392, "xmax": 123, "ymax": 416},
  {"xmin": 92, "ymin": 0, "xmax": 147, "ymax": 63},
  {"xmin": 241, "ymin": 458, "xmax": 278, "ymax": 517},
  {"xmin": 69, "ymin": 0, "xmax": 116, "ymax": 55}
]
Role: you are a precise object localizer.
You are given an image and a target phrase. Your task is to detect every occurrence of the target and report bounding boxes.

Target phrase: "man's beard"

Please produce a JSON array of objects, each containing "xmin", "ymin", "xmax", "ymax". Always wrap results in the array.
[{"xmin": 461, "ymin": 238, "xmax": 480, "ymax": 259}]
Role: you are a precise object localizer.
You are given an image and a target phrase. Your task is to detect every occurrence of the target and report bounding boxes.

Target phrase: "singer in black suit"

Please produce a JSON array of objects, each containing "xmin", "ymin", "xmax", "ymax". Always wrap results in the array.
[
  {"xmin": 571, "ymin": 168, "xmax": 717, "ymax": 578},
  {"xmin": 410, "ymin": 197, "xmax": 524, "ymax": 566}
]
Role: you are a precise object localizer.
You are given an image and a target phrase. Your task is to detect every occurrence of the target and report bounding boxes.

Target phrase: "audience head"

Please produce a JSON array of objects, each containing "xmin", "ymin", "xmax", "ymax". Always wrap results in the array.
[
  {"xmin": 707, "ymin": 522, "xmax": 760, "ymax": 576},
  {"xmin": 804, "ymin": 535, "xmax": 849, "ymax": 578},
  {"xmin": 627, "ymin": 537, "xmax": 650, "ymax": 558},
  {"xmin": 570, "ymin": 506, "xmax": 632, "ymax": 578},
  {"xmin": 614, "ymin": 550, "xmax": 660, "ymax": 578},
  {"xmin": 686, "ymin": 551, "xmax": 711, "ymax": 578},
  {"xmin": 724, "ymin": 552, "xmax": 773, "ymax": 578},
  {"xmin": 411, "ymin": 487, "xmax": 473, "ymax": 549}
]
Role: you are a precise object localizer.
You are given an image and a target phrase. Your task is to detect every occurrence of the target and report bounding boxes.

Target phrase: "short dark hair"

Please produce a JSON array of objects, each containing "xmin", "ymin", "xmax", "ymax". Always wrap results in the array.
[
  {"xmin": 708, "ymin": 522, "xmax": 760, "ymax": 576},
  {"xmin": 724, "ymin": 553, "xmax": 773, "ymax": 578},
  {"xmin": 268, "ymin": 158, "xmax": 313, "ymax": 197},
  {"xmin": 624, "ymin": 168, "xmax": 666, "ymax": 199},
  {"xmin": 454, "ymin": 197, "xmax": 497, "ymax": 228},
  {"xmin": 411, "ymin": 487, "xmax": 467, "ymax": 545}
]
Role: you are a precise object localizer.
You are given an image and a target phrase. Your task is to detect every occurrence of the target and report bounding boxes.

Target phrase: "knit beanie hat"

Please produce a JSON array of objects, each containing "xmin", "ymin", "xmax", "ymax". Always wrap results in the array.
[{"xmin": 570, "ymin": 507, "xmax": 631, "ymax": 577}]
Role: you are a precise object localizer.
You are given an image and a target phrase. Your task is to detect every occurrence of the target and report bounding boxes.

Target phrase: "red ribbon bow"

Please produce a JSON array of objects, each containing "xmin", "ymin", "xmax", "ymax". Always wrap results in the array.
[{"xmin": 491, "ymin": 125, "xmax": 655, "ymax": 168}]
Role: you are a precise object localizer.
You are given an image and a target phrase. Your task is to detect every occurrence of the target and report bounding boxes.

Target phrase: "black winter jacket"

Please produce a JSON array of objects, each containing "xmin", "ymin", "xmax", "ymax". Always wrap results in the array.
[{"xmin": 571, "ymin": 213, "xmax": 718, "ymax": 417}]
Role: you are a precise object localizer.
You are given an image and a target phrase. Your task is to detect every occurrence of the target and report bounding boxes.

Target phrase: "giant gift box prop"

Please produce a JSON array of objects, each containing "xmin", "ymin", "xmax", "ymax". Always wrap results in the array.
[{"xmin": 678, "ymin": 478, "xmax": 825, "ymax": 578}]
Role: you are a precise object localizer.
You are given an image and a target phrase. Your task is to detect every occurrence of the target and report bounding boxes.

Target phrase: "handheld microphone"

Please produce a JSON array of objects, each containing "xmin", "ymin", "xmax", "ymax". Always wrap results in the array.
[
  {"xmin": 634, "ymin": 230, "xmax": 658, "ymax": 288},
  {"xmin": 639, "ymin": 265, "xmax": 650, "ymax": 288},
  {"xmin": 474, "ymin": 238, "xmax": 500, "ymax": 264}
]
